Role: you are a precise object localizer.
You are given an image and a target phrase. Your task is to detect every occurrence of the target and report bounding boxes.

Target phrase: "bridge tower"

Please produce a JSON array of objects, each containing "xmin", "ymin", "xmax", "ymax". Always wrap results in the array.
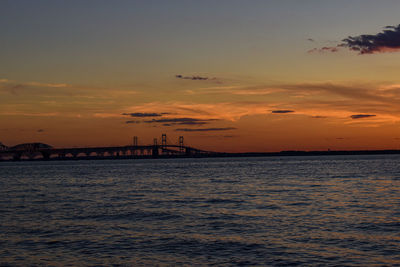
[
  {"xmin": 162, "ymin": 134, "xmax": 167, "ymax": 149},
  {"xmin": 179, "ymin": 136, "xmax": 184, "ymax": 153},
  {"xmin": 131, "ymin": 136, "xmax": 138, "ymax": 155},
  {"xmin": 133, "ymin": 136, "xmax": 138, "ymax": 146},
  {"xmin": 152, "ymin": 138, "xmax": 159, "ymax": 157}
]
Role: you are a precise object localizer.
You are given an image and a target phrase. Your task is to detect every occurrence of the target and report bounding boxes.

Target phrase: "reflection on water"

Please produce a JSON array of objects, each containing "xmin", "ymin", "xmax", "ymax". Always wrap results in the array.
[{"xmin": 0, "ymin": 155, "xmax": 399, "ymax": 266}]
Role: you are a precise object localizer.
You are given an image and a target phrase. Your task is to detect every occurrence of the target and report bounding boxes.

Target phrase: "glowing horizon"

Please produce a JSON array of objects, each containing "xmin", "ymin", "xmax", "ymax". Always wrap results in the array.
[{"xmin": 2, "ymin": 1, "xmax": 400, "ymax": 152}]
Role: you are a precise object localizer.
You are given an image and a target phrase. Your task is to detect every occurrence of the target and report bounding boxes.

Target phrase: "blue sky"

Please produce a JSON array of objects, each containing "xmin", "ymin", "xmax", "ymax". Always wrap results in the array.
[{"xmin": 2, "ymin": 0, "xmax": 400, "ymax": 84}]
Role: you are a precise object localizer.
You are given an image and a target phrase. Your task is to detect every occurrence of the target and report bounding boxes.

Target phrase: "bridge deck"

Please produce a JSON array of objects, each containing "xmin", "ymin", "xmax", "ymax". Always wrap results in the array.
[{"xmin": 0, "ymin": 144, "xmax": 216, "ymax": 161}]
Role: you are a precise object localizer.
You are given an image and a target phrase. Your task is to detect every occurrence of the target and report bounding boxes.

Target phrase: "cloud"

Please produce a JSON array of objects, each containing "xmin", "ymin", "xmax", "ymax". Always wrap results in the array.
[
  {"xmin": 0, "ymin": 78, "xmax": 70, "ymax": 95},
  {"xmin": 175, "ymin": 74, "xmax": 209, "ymax": 81},
  {"xmin": 123, "ymin": 80, "xmax": 400, "ymax": 125},
  {"xmin": 311, "ymin": 116, "xmax": 327, "ymax": 119},
  {"xmin": 122, "ymin": 112, "xmax": 163, "ymax": 117},
  {"xmin": 271, "ymin": 110, "xmax": 295, "ymax": 114},
  {"xmin": 307, "ymin": 38, "xmax": 315, "ymax": 42},
  {"xmin": 232, "ymin": 88, "xmax": 283, "ymax": 96},
  {"xmin": 350, "ymin": 114, "xmax": 376, "ymax": 119},
  {"xmin": 126, "ymin": 120, "xmax": 140, "ymax": 124},
  {"xmin": 341, "ymin": 24, "xmax": 400, "ymax": 54},
  {"xmin": 308, "ymin": 47, "xmax": 339, "ymax": 53},
  {"xmin": 185, "ymin": 85, "xmax": 283, "ymax": 96},
  {"xmin": 175, "ymin": 127, "xmax": 237, "ymax": 132},
  {"xmin": 0, "ymin": 78, "xmax": 138, "ymax": 102},
  {"xmin": 26, "ymin": 82, "xmax": 69, "ymax": 88},
  {"xmin": 144, "ymin": 117, "xmax": 217, "ymax": 126},
  {"xmin": 37, "ymin": 129, "xmax": 44, "ymax": 133},
  {"xmin": 124, "ymin": 102, "xmax": 278, "ymax": 121},
  {"xmin": 0, "ymin": 111, "xmax": 60, "ymax": 117},
  {"xmin": 280, "ymin": 82, "xmax": 395, "ymax": 104},
  {"xmin": 310, "ymin": 24, "xmax": 400, "ymax": 54}
]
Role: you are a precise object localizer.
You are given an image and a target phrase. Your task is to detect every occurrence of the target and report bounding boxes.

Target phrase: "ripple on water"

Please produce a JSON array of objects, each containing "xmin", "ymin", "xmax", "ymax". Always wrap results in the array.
[{"xmin": 0, "ymin": 155, "xmax": 399, "ymax": 266}]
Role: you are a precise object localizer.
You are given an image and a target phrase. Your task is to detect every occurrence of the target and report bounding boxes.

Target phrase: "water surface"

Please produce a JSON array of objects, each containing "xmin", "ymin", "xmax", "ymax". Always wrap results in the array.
[{"xmin": 1, "ymin": 155, "xmax": 399, "ymax": 266}]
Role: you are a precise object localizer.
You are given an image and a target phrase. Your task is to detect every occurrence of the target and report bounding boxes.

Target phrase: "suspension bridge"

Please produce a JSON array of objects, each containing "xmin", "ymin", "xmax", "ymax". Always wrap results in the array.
[{"xmin": 0, "ymin": 134, "xmax": 217, "ymax": 161}]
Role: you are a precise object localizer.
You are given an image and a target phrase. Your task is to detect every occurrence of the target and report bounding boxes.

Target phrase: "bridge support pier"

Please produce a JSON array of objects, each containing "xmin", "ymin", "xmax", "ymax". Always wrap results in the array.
[
  {"xmin": 152, "ymin": 146, "xmax": 159, "ymax": 158},
  {"xmin": 13, "ymin": 152, "xmax": 22, "ymax": 161},
  {"xmin": 41, "ymin": 152, "xmax": 50, "ymax": 160}
]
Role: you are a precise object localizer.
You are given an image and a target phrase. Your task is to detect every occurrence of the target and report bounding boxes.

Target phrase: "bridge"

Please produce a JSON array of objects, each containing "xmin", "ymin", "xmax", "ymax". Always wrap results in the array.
[{"xmin": 0, "ymin": 134, "xmax": 216, "ymax": 161}]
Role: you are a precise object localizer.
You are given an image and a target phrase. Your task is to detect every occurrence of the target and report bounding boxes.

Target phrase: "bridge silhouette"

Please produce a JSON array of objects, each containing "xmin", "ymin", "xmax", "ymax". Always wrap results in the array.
[{"xmin": 0, "ymin": 134, "xmax": 216, "ymax": 161}]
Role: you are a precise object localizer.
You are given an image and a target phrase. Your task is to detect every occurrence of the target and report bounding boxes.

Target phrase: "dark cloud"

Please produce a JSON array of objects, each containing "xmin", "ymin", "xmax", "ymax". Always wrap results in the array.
[
  {"xmin": 125, "ymin": 117, "xmax": 219, "ymax": 126},
  {"xmin": 310, "ymin": 24, "xmax": 400, "ymax": 54},
  {"xmin": 350, "ymin": 114, "xmax": 376, "ymax": 119},
  {"xmin": 175, "ymin": 127, "xmax": 237, "ymax": 132},
  {"xmin": 307, "ymin": 38, "xmax": 315, "ymax": 42},
  {"xmin": 37, "ymin": 129, "xmax": 44, "ymax": 133},
  {"xmin": 144, "ymin": 117, "xmax": 217, "ymax": 126},
  {"xmin": 341, "ymin": 24, "xmax": 400, "ymax": 54},
  {"xmin": 122, "ymin": 112, "xmax": 163, "ymax": 117},
  {"xmin": 271, "ymin": 110, "xmax": 295, "ymax": 114},
  {"xmin": 175, "ymin": 74, "xmax": 209, "ymax": 81}
]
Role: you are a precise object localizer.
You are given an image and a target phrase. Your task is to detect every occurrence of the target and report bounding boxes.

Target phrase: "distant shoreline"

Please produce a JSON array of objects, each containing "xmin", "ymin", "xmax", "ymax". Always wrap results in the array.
[{"xmin": 2, "ymin": 149, "xmax": 400, "ymax": 162}]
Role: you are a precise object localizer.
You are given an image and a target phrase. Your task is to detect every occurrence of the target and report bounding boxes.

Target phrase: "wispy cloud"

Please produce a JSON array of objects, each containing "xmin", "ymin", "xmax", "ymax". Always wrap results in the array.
[
  {"xmin": 0, "ymin": 78, "xmax": 70, "ymax": 95},
  {"xmin": 143, "ymin": 117, "xmax": 217, "ymax": 126},
  {"xmin": 185, "ymin": 85, "xmax": 282, "ymax": 96},
  {"xmin": 116, "ymin": 79, "xmax": 400, "ymax": 127},
  {"xmin": 308, "ymin": 47, "xmax": 339, "ymax": 53},
  {"xmin": 25, "ymin": 82, "xmax": 69, "ymax": 88},
  {"xmin": 0, "ymin": 78, "xmax": 138, "ymax": 100},
  {"xmin": 175, "ymin": 127, "xmax": 236, "ymax": 132},
  {"xmin": 311, "ymin": 116, "xmax": 328, "ymax": 119},
  {"xmin": 0, "ymin": 112, "xmax": 60, "ymax": 117},
  {"xmin": 124, "ymin": 102, "xmax": 280, "ymax": 121},
  {"xmin": 122, "ymin": 112, "xmax": 164, "ymax": 117},
  {"xmin": 279, "ymin": 82, "xmax": 398, "ymax": 104}
]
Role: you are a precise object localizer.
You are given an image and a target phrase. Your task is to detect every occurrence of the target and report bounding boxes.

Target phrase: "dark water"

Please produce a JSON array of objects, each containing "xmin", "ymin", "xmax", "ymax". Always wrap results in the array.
[{"xmin": 1, "ymin": 155, "xmax": 399, "ymax": 266}]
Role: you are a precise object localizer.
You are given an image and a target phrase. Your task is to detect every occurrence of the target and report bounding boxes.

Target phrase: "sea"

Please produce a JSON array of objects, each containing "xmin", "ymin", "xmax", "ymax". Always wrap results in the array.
[{"xmin": 0, "ymin": 155, "xmax": 399, "ymax": 266}]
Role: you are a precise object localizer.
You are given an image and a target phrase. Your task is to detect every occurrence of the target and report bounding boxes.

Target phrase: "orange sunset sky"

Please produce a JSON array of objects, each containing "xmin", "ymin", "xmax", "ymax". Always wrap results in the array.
[{"xmin": 2, "ymin": 0, "xmax": 400, "ymax": 152}]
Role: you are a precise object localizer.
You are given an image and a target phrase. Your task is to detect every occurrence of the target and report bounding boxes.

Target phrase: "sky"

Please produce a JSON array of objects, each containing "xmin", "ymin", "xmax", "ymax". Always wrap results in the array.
[{"xmin": 2, "ymin": 0, "xmax": 400, "ymax": 152}]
